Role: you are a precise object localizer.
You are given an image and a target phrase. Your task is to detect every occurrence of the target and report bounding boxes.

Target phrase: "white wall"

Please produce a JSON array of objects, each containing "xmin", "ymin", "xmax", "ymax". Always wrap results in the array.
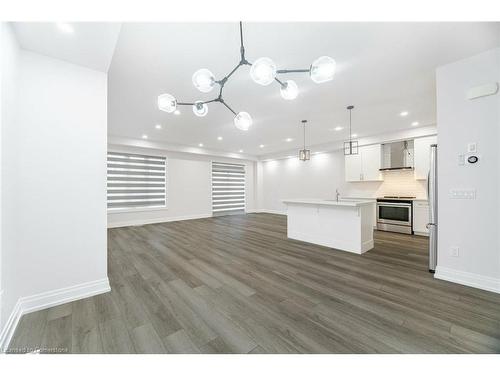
[
  {"xmin": 0, "ymin": 23, "xmax": 20, "ymax": 336},
  {"xmin": 107, "ymin": 144, "xmax": 257, "ymax": 227},
  {"xmin": 435, "ymin": 47, "xmax": 500, "ymax": 293},
  {"xmin": 1, "ymin": 46, "xmax": 108, "ymax": 345},
  {"xmin": 259, "ymin": 150, "xmax": 428, "ymax": 214}
]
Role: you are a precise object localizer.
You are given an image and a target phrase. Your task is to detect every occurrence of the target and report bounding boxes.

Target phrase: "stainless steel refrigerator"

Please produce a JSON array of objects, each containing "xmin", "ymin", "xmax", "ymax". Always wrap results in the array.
[{"xmin": 427, "ymin": 144, "xmax": 438, "ymax": 273}]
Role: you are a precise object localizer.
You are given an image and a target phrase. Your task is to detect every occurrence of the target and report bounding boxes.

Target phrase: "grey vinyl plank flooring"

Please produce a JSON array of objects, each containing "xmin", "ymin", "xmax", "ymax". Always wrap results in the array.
[
  {"xmin": 130, "ymin": 323, "xmax": 166, "ymax": 354},
  {"xmin": 7, "ymin": 213, "xmax": 500, "ymax": 353}
]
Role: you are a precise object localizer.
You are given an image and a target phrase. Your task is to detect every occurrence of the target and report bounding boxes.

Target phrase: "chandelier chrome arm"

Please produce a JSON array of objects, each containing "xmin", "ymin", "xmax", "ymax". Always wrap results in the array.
[
  {"xmin": 277, "ymin": 68, "xmax": 310, "ymax": 74},
  {"xmin": 219, "ymin": 98, "xmax": 237, "ymax": 115}
]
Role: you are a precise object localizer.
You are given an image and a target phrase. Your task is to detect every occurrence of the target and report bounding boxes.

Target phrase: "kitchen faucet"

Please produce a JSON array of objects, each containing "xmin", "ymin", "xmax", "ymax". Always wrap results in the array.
[{"xmin": 336, "ymin": 189, "xmax": 340, "ymax": 202}]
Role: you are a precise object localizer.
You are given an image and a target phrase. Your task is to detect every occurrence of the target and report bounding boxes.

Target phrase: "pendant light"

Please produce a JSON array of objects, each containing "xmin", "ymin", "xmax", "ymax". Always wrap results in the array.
[
  {"xmin": 158, "ymin": 22, "xmax": 336, "ymax": 131},
  {"xmin": 299, "ymin": 120, "xmax": 310, "ymax": 161},
  {"xmin": 344, "ymin": 105, "xmax": 358, "ymax": 155}
]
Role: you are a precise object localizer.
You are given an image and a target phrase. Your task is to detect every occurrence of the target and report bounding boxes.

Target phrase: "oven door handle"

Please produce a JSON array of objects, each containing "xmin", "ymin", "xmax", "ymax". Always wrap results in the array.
[{"xmin": 377, "ymin": 202, "xmax": 412, "ymax": 207}]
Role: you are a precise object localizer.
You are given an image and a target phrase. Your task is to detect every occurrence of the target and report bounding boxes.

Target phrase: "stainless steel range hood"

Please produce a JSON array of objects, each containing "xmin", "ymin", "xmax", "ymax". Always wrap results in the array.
[{"xmin": 380, "ymin": 140, "xmax": 414, "ymax": 171}]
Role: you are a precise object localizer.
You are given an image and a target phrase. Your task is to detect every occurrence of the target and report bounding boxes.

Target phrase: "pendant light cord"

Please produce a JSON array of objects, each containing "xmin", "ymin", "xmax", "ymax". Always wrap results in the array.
[
  {"xmin": 347, "ymin": 105, "xmax": 354, "ymax": 143},
  {"xmin": 303, "ymin": 122, "xmax": 306, "ymax": 149},
  {"xmin": 239, "ymin": 22, "xmax": 244, "ymax": 48}
]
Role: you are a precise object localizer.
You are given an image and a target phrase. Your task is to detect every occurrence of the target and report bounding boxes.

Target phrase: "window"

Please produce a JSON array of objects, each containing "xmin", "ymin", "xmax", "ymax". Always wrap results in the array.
[
  {"xmin": 211, "ymin": 162, "xmax": 246, "ymax": 215},
  {"xmin": 107, "ymin": 151, "xmax": 167, "ymax": 210}
]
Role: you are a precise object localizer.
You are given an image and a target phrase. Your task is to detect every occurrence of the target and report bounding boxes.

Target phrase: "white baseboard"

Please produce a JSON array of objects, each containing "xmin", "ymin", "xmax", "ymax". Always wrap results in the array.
[
  {"xmin": 288, "ymin": 230, "xmax": 368, "ymax": 255},
  {"xmin": 0, "ymin": 278, "xmax": 110, "ymax": 353},
  {"xmin": 413, "ymin": 231, "xmax": 429, "ymax": 237},
  {"xmin": 435, "ymin": 266, "xmax": 500, "ymax": 294},
  {"xmin": 107, "ymin": 213, "xmax": 212, "ymax": 228},
  {"xmin": 108, "ymin": 211, "xmax": 287, "ymax": 228},
  {"xmin": 247, "ymin": 209, "xmax": 286, "ymax": 215}
]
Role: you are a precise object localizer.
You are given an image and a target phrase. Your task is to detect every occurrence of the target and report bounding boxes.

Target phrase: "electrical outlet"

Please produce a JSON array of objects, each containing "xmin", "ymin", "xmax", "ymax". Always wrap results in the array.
[{"xmin": 451, "ymin": 247, "xmax": 459, "ymax": 257}]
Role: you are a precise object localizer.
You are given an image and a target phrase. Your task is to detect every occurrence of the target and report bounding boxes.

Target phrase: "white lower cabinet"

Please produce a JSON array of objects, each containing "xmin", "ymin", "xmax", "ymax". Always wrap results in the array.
[{"xmin": 413, "ymin": 200, "xmax": 429, "ymax": 235}]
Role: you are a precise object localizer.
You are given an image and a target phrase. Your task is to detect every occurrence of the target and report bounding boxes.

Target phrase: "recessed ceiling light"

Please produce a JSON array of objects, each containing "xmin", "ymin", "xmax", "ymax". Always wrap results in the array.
[
  {"xmin": 259, "ymin": 144, "xmax": 264, "ymax": 148},
  {"xmin": 239, "ymin": 149, "xmax": 243, "ymax": 153},
  {"xmin": 142, "ymin": 134, "xmax": 148, "ymax": 139},
  {"xmin": 56, "ymin": 23, "xmax": 74, "ymax": 34},
  {"xmin": 198, "ymin": 143, "xmax": 203, "ymax": 147},
  {"xmin": 400, "ymin": 111, "xmax": 409, "ymax": 117},
  {"xmin": 174, "ymin": 110, "xmax": 181, "ymax": 115},
  {"xmin": 411, "ymin": 121, "xmax": 419, "ymax": 126},
  {"xmin": 155, "ymin": 124, "xmax": 162, "ymax": 129},
  {"xmin": 351, "ymin": 133, "xmax": 358, "ymax": 138},
  {"xmin": 285, "ymin": 138, "xmax": 293, "ymax": 142},
  {"xmin": 334, "ymin": 126, "xmax": 344, "ymax": 131},
  {"xmin": 217, "ymin": 136, "xmax": 223, "ymax": 141}
]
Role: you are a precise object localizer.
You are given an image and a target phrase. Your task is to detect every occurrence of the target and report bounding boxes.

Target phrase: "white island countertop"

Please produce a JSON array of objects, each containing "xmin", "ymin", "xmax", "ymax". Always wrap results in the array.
[
  {"xmin": 282, "ymin": 198, "xmax": 375, "ymax": 207},
  {"xmin": 282, "ymin": 198, "xmax": 376, "ymax": 254}
]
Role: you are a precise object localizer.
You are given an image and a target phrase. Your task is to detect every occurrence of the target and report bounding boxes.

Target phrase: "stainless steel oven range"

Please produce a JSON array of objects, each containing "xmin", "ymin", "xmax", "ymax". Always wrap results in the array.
[{"xmin": 376, "ymin": 196, "xmax": 415, "ymax": 234}]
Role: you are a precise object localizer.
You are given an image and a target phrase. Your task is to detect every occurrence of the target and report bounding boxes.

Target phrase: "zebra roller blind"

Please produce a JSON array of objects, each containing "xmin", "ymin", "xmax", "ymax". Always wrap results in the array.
[
  {"xmin": 107, "ymin": 151, "xmax": 167, "ymax": 210},
  {"xmin": 212, "ymin": 162, "xmax": 246, "ymax": 215}
]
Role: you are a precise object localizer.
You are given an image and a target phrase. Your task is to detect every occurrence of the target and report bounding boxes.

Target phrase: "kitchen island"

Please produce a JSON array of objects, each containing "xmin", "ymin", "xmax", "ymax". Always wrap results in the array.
[{"xmin": 282, "ymin": 199, "xmax": 376, "ymax": 254}]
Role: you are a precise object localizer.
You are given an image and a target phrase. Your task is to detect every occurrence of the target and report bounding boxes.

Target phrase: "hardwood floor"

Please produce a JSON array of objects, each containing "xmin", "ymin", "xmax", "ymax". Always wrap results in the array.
[{"xmin": 8, "ymin": 213, "xmax": 500, "ymax": 353}]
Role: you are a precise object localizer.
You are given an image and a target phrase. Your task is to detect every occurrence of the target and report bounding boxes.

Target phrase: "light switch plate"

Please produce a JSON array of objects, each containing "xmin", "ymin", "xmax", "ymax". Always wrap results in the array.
[
  {"xmin": 451, "ymin": 246, "xmax": 459, "ymax": 257},
  {"xmin": 467, "ymin": 143, "xmax": 477, "ymax": 153}
]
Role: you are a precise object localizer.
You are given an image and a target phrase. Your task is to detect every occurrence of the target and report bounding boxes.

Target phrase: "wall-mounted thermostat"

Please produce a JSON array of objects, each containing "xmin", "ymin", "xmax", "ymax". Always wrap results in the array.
[{"xmin": 467, "ymin": 155, "xmax": 479, "ymax": 164}]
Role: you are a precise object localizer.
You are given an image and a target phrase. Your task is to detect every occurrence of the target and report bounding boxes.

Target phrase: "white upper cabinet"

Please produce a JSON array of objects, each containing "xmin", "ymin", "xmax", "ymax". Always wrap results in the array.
[
  {"xmin": 345, "ymin": 144, "xmax": 383, "ymax": 182},
  {"xmin": 361, "ymin": 144, "xmax": 383, "ymax": 181},
  {"xmin": 414, "ymin": 135, "xmax": 437, "ymax": 180},
  {"xmin": 345, "ymin": 153, "xmax": 362, "ymax": 182}
]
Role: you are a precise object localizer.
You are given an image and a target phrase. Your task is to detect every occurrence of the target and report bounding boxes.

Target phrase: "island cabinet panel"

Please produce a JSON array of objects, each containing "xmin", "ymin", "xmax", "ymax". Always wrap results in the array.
[
  {"xmin": 345, "ymin": 144, "xmax": 383, "ymax": 182},
  {"xmin": 282, "ymin": 199, "xmax": 376, "ymax": 254},
  {"xmin": 414, "ymin": 135, "xmax": 437, "ymax": 180}
]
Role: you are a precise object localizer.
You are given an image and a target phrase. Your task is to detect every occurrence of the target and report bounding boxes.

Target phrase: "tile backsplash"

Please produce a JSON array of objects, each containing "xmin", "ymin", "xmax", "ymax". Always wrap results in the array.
[
  {"xmin": 345, "ymin": 170, "xmax": 428, "ymax": 199},
  {"xmin": 377, "ymin": 170, "xmax": 427, "ymax": 199}
]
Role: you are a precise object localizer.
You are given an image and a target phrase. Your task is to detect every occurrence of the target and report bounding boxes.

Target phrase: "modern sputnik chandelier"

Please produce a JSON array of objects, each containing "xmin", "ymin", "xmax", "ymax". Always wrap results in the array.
[
  {"xmin": 299, "ymin": 120, "xmax": 310, "ymax": 161},
  {"xmin": 157, "ymin": 22, "xmax": 336, "ymax": 131},
  {"xmin": 344, "ymin": 105, "xmax": 358, "ymax": 155}
]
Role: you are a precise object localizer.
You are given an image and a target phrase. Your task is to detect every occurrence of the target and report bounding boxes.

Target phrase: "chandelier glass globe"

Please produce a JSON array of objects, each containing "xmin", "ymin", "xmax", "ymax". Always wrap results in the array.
[
  {"xmin": 310, "ymin": 56, "xmax": 336, "ymax": 83},
  {"xmin": 192, "ymin": 101, "xmax": 208, "ymax": 117},
  {"xmin": 192, "ymin": 68, "xmax": 216, "ymax": 93},
  {"xmin": 250, "ymin": 57, "xmax": 277, "ymax": 86},
  {"xmin": 157, "ymin": 93, "xmax": 177, "ymax": 113},
  {"xmin": 234, "ymin": 112, "xmax": 252, "ymax": 131},
  {"xmin": 280, "ymin": 80, "xmax": 299, "ymax": 100}
]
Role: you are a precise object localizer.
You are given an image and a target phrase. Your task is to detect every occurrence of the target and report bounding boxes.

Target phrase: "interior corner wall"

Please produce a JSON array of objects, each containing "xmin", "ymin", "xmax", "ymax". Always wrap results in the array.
[
  {"xmin": 435, "ymin": 47, "xmax": 500, "ymax": 293},
  {"xmin": 106, "ymin": 144, "xmax": 257, "ymax": 228},
  {"xmin": 0, "ymin": 22, "xmax": 20, "ymax": 335},
  {"xmin": 1, "ymin": 42, "xmax": 109, "ymax": 345}
]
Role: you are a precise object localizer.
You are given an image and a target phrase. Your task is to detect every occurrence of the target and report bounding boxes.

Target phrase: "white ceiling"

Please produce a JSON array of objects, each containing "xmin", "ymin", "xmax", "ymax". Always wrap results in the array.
[
  {"xmin": 13, "ymin": 22, "xmax": 500, "ymax": 156},
  {"xmin": 12, "ymin": 22, "xmax": 122, "ymax": 72},
  {"xmin": 108, "ymin": 22, "xmax": 500, "ymax": 156}
]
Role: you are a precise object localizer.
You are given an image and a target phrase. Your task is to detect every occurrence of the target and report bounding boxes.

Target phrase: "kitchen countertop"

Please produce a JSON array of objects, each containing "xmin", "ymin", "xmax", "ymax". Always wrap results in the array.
[{"xmin": 282, "ymin": 198, "xmax": 376, "ymax": 207}]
